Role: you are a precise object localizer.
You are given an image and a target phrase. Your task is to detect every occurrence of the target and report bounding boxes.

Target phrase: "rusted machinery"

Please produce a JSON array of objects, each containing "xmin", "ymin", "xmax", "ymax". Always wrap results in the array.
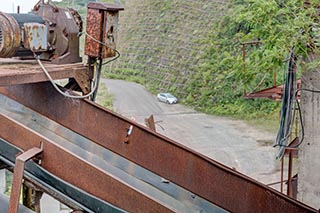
[
  {"xmin": 0, "ymin": 1, "xmax": 82, "ymax": 63},
  {"xmin": 0, "ymin": 1, "xmax": 318, "ymax": 213},
  {"xmin": 0, "ymin": 0, "xmax": 123, "ymax": 98}
]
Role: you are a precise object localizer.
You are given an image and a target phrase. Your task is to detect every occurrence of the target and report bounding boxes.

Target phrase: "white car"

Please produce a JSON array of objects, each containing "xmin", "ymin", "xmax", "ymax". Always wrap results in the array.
[{"xmin": 157, "ymin": 93, "xmax": 178, "ymax": 104}]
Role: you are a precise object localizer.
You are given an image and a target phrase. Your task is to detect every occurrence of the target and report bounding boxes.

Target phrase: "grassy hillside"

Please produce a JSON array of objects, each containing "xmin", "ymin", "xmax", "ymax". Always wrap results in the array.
[
  {"xmin": 110, "ymin": 0, "xmax": 319, "ymax": 120},
  {"xmin": 53, "ymin": 0, "xmax": 319, "ymax": 122},
  {"xmin": 109, "ymin": 0, "xmax": 279, "ymax": 119},
  {"xmin": 111, "ymin": 0, "xmax": 228, "ymax": 98}
]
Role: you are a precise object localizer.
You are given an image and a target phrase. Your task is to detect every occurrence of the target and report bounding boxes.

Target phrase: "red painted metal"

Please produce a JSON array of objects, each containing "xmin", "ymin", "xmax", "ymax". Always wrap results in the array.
[
  {"xmin": 0, "ymin": 82, "xmax": 317, "ymax": 213},
  {"xmin": 9, "ymin": 147, "xmax": 43, "ymax": 213}
]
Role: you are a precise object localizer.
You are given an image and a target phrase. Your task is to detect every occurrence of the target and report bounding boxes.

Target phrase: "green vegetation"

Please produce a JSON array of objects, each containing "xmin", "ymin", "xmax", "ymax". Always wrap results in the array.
[
  {"xmin": 5, "ymin": 170, "xmax": 12, "ymax": 196},
  {"xmin": 54, "ymin": 0, "xmax": 124, "ymax": 16},
  {"xmin": 185, "ymin": 0, "xmax": 320, "ymax": 119},
  {"xmin": 103, "ymin": 68, "xmax": 147, "ymax": 85},
  {"xmin": 95, "ymin": 83, "xmax": 114, "ymax": 109},
  {"xmin": 54, "ymin": 0, "xmax": 320, "ymax": 124}
]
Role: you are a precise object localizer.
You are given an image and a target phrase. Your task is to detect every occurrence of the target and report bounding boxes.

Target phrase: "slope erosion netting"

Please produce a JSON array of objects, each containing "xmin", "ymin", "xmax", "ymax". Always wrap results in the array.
[{"xmin": 111, "ymin": 0, "xmax": 228, "ymax": 96}]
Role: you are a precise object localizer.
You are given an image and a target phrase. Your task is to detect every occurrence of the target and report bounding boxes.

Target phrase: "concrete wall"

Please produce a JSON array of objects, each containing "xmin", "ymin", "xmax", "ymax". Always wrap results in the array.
[{"xmin": 298, "ymin": 70, "xmax": 320, "ymax": 209}]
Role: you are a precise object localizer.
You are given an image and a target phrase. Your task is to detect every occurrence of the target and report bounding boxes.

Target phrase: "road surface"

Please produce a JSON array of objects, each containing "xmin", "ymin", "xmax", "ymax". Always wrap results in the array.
[{"xmin": 101, "ymin": 79, "xmax": 281, "ymax": 184}]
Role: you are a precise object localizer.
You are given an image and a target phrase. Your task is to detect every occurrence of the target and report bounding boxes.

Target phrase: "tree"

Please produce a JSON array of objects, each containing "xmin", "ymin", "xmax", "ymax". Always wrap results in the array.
[{"xmin": 187, "ymin": 0, "xmax": 320, "ymax": 117}]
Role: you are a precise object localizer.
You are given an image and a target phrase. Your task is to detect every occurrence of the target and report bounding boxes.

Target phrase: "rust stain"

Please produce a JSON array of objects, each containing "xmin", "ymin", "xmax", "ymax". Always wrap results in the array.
[{"xmin": 85, "ymin": 3, "xmax": 123, "ymax": 58}]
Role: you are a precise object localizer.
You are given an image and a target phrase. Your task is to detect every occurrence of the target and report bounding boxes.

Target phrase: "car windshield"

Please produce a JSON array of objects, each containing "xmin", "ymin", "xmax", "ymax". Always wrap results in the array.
[{"xmin": 166, "ymin": 94, "xmax": 175, "ymax": 98}]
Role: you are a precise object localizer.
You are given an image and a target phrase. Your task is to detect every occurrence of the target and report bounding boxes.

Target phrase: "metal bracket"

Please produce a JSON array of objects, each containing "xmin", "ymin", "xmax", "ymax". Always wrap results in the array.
[
  {"xmin": 73, "ymin": 66, "xmax": 94, "ymax": 95},
  {"xmin": 144, "ymin": 115, "xmax": 156, "ymax": 132},
  {"xmin": 9, "ymin": 146, "xmax": 43, "ymax": 213}
]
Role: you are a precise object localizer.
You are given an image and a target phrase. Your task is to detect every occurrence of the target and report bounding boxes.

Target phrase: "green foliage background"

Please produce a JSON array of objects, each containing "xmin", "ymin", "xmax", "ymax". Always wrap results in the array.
[
  {"xmin": 55, "ymin": 0, "xmax": 320, "ymax": 120},
  {"xmin": 54, "ymin": 0, "xmax": 124, "ymax": 15},
  {"xmin": 185, "ymin": 0, "xmax": 320, "ymax": 118}
]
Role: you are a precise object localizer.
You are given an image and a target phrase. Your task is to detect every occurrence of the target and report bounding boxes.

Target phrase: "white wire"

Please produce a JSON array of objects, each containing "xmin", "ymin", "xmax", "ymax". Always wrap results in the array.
[
  {"xmin": 36, "ymin": 55, "xmax": 99, "ymax": 99},
  {"xmin": 36, "ymin": 32, "xmax": 120, "ymax": 99},
  {"xmin": 83, "ymin": 31, "xmax": 109, "ymax": 46},
  {"xmin": 81, "ymin": 31, "xmax": 121, "ymax": 64}
]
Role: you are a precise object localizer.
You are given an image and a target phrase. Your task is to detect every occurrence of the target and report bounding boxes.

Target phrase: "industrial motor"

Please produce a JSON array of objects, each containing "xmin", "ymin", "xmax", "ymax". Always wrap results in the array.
[{"xmin": 0, "ymin": 1, "xmax": 82, "ymax": 64}]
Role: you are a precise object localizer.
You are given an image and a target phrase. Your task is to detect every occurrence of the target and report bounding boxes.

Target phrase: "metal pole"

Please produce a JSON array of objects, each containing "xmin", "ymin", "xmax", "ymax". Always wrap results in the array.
[
  {"xmin": 9, "ymin": 147, "xmax": 42, "ymax": 213},
  {"xmin": 242, "ymin": 44, "xmax": 246, "ymax": 96},
  {"xmin": 281, "ymin": 158, "xmax": 284, "ymax": 193},
  {"xmin": 287, "ymin": 150, "xmax": 293, "ymax": 197}
]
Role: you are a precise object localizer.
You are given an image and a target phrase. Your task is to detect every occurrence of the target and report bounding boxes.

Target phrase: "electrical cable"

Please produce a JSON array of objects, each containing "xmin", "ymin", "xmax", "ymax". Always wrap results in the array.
[
  {"xmin": 91, "ymin": 58, "xmax": 103, "ymax": 101},
  {"xmin": 82, "ymin": 31, "xmax": 121, "ymax": 100},
  {"xmin": 299, "ymin": 88, "xmax": 320, "ymax": 94},
  {"xmin": 274, "ymin": 67, "xmax": 320, "ymax": 156},
  {"xmin": 36, "ymin": 31, "xmax": 120, "ymax": 100},
  {"xmin": 35, "ymin": 54, "xmax": 100, "ymax": 99},
  {"xmin": 291, "ymin": 88, "xmax": 320, "ymax": 148},
  {"xmin": 274, "ymin": 51, "xmax": 297, "ymax": 158},
  {"xmin": 81, "ymin": 31, "xmax": 121, "ymax": 100},
  {"xmin": 81, "ymin": 31, "xmax": 121, "ymax": 65}
]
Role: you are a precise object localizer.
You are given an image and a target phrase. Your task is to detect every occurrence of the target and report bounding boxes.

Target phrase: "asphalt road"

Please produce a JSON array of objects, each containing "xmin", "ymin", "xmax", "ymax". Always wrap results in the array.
[{"xmin": 101, "ymin": 79, "xmax": 280, "ymax": 184}]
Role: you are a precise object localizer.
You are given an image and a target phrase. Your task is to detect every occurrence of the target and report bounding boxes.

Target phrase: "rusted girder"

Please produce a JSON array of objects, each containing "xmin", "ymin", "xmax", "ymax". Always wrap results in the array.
[
  {"xmin": 0, "ymin": 112, "xmax": 174, "ymax": 213},
  {"xmin": 0, "ymin": 59, "xmax": 93, "ymax": 94},
  {"xmin": 0, "ymin": 82, "xmax": 316, "ymax": 213}
]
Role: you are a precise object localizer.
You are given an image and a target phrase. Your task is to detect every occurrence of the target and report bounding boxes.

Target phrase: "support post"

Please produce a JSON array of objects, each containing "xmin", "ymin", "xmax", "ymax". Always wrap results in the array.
[
  {"xmin": 287, "ymin": 150, "xmax": 293, "ymax": 197},
  {"xmin": 280, "ymin": 158, "xmax": 284, "ymax": 193},
  {"xmin": 9, "ymin": 147, "xmax": 42, "ymax": 213}
]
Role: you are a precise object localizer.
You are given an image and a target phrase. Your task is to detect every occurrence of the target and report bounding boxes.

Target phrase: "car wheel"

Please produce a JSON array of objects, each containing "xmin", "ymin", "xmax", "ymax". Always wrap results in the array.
[{"xmin": 166, "ymin": 100, "xmax": 169, "ymax": 104}]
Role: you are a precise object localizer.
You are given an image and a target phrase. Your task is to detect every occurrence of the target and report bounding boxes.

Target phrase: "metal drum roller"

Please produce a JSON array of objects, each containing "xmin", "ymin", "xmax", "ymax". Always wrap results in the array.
[{"xmin": 0, "ymin": 12, "xmax": 21, "ymax": 58}]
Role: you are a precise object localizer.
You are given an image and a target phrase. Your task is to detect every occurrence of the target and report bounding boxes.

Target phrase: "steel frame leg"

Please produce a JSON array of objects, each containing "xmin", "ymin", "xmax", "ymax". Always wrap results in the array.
[{"xmin": 9, "ymin": 147, "xmax": 42, "ymax": 213}]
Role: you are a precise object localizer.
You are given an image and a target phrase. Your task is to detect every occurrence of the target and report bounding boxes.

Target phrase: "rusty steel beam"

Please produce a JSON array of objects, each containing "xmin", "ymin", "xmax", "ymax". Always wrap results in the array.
[
  {"xmin": 0, "ymin": 59, "xmax": 92, "ymax": 94},
  {"xmin": 9, "ymin": 147, "xmax": 42, "ymax": 213},
  {"xmin": 0, "ymin": 82, "xmax": 317, "ymax": 213},
  {"xmin": 0, "ymin": 112, "xmax": 174, "ymax": 213},
  {"xmin": 243, "ymin": 85, "xmax": 283, "ymax": 101}
]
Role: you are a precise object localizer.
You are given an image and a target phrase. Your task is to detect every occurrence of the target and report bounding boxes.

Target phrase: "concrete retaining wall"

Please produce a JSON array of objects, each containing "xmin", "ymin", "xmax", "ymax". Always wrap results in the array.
[{"xmin": 298, "ymin": 70, "xmax": 320, "ymax": 209}]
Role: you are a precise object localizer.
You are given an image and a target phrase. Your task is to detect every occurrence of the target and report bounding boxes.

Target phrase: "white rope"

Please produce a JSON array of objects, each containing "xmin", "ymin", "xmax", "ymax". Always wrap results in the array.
[
  {"xmin": 36, "ymin": 32, "xmax": 120, "ymax": 99},
  {"xmin": 36, "ymin": 55, "xmax": 98, "ymax": 99}
]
